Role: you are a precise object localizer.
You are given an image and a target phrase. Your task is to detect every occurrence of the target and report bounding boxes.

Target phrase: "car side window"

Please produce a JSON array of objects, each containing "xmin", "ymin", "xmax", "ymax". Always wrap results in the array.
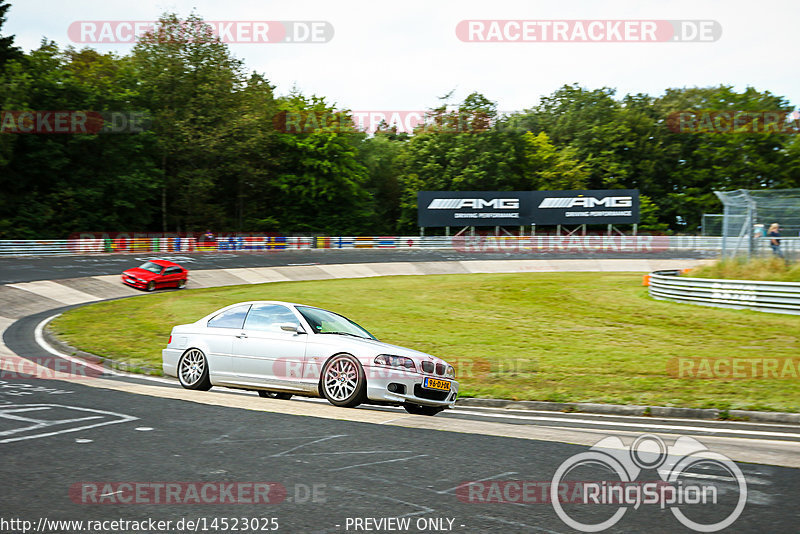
[
  {"xmin": 207, "ymin": 305, "xmax": 251, "ymax": 329},
  {"xmin": 243, "ymin": 304, "xmax": 298, "ymax": 332},
  {"xmin": 165, "ymin": 266, "xmax": 181, "ymax": 274}
]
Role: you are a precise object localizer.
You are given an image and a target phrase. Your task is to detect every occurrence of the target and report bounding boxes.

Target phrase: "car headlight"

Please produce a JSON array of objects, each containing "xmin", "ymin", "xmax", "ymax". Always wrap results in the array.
[
  {"xmin": 136, "ymin": 278, "xmax": 146, "ymax": 283},
  {"xmin": 374, "ymin": 354, "xmax": 416, "ymax": 371},
  {"xmin": 445, "ymin": 365, "xmax": 455, "ymax": 379}
]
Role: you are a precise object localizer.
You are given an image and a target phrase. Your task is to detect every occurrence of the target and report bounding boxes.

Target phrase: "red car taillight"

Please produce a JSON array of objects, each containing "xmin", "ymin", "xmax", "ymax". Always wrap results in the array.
[{"xmin": 168, "ymin": 335, "xmax": 172, "ymax": 345}]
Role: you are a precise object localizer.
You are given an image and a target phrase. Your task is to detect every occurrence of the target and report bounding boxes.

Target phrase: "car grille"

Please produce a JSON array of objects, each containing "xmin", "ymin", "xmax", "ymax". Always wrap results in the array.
[
  {"xmin": 413, "ymin": 384, "xmax": 449, "ymax": 401},
  {"xmin": 421, "ymin": 361, "xmax": 447, "ymax": 376}
]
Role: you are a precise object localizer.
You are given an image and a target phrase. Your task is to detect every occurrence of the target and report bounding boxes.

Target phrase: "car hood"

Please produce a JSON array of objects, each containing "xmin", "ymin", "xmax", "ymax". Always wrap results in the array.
[
  {"xmin": 123, "ymin": 268, "xmax": 159, "ymax": 280},
  {"xmin": 314, "ymin": 334, "xmax": 449, "ymax": 365}
]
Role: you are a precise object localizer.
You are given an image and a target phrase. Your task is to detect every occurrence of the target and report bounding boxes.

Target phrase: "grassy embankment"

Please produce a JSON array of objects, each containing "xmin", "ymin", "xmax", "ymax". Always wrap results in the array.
[
  {"xmin": 51, "ymin": 272, "xmax": 800, "ymax": 412},
  {"xmin": 689, "ymin": 257, "xmax": 800, "ymax": 282}
]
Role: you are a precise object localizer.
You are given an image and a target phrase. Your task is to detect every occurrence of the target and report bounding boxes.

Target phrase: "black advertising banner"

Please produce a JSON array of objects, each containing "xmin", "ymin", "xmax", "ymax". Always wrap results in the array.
[
  {"xmin": 530, "ymin": 189, "xmax": 639, "ymax": 225},
  {"xmin": 417, "ymin": 190, "xmax": 639, "ymax": 227},
  {"xmin": 417, "ymin": 191, "xmax": 530, "ymax": 227}
]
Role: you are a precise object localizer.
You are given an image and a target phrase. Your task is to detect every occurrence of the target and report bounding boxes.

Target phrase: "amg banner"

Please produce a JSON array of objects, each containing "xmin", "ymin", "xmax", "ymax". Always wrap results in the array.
[
  {"xmin": 417, "ymin": 190, "xmax": 639, "ymax": 227},
  {"xmin": 417, "ymin": 191, "xmax": 529, "ymax": 227},
  {"xmin": 531, "ymin": 189, "xmax": 639, "ymax": 225}
]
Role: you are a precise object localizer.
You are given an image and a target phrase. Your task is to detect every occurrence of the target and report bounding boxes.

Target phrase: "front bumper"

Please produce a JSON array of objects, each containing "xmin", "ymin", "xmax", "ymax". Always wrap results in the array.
[
  {"xmin": 364, "ymin": 366, "xmax": 458, "ymax": 408},
  {"xmin": 121, "ymin": 274, "xmax": 149, "ymax": 289}
]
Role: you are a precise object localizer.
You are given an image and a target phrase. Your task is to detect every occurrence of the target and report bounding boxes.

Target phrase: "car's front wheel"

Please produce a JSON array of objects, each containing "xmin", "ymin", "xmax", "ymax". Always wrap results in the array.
[
  {"xmin": 146, "ymin": 281, "xmax": 155, "ymax": 291},
  {"xmin": 321, "ymin": 354, "xmax": 366, "ymax": 408},
  {"xmin": 177, "ymin": 348, "xmax": 211, "ymax": 390},
  {"xmin": 403, "ymin": 403, "xmax": 445, "ymax": 416}
]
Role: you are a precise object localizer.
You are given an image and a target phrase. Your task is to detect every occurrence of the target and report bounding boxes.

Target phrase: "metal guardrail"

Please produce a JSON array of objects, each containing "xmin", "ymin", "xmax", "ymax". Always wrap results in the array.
[
  {"xmin": 0, "ymin": 235, "xmax": 726, "ymax": 256},
  {"xmin": 649, "ymin": 270, "xmax": 800, "ymax": 315}
]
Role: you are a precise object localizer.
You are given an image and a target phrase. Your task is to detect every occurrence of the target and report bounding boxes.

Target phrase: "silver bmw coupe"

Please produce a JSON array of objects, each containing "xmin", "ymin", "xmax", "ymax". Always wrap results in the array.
[{"xmin": 162, "ymin": 301, "xmax": 458, "ymax": 416}]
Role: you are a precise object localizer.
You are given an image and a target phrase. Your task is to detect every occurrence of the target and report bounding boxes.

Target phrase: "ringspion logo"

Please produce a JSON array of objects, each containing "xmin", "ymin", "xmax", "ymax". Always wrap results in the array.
[
  {"xmin": 456, "ymin": 20, "xmax": 721, "ymax": 42},
  {"xmin": 68, "ymin": 21, "xmax": 334, "ymax": 44},
  {"xmin": 550, "ymin": 434, "xmax": 747, "ymax": 532}
]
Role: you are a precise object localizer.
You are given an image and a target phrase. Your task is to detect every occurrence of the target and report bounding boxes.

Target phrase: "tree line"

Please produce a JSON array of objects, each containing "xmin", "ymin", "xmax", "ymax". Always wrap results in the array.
[{"xmin": 1, "ymin": 6, "xmax": 798, "ymax": 239}]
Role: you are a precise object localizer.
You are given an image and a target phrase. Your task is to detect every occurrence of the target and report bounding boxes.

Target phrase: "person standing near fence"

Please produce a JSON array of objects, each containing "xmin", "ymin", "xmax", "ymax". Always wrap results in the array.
[{"xmin": 768, "ymin": 223, "xmax": 783, "ymax": 258}]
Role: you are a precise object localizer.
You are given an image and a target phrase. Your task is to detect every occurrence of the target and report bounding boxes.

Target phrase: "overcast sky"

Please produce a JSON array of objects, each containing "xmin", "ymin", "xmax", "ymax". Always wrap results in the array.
[{"xmin": 6, "ymin": 0, "xmax": 799, "ymax": 113}]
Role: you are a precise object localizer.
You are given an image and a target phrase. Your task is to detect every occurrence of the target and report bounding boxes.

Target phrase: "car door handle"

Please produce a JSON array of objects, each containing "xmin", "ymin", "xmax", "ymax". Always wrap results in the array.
[{"xmin": 236, "ymin": 333, "xmax": 248, "ymax": 339}]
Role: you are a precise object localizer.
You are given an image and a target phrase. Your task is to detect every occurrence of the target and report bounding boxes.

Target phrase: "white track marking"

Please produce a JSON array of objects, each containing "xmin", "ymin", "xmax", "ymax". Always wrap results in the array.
[
  {"xmin": 451, "ymin": 409, "xmax": 800, "ymax": 439},
  {"xmin": 270, "ymin": 434, "xmax": 347, "ymax": 457},
  {"xmin": 35, "ymin": 314, "xmax": 174, "ymax": 384},
  {"xmin": 0, "ymin": 404, "xmax": 137, "ymax": 444},
  {"xmin": 458, "ymin": 405, "xmax": 799, "ymax": 429},
  {"xmin": 436, "ymin": 471, "xmax": 518, "ymax": 495},
  {"xmin": 329, "ymin": 454, "xmax": 429, "ymax": 471}
]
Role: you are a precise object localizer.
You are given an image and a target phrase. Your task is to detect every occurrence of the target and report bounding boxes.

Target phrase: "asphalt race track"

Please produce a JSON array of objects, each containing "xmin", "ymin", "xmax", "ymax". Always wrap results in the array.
[
  {"xmin": 0, "ymin": 247, "xmax": 714, "ymax": 284},
  {"xmin": 1, "ymin": 250, "xmax": 798, "ymax": 534}
]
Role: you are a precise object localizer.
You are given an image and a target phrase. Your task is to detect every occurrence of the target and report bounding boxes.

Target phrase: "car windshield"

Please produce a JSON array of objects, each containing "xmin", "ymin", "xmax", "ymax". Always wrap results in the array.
[
  {"xmin": 295, "ymin": 306, "xmax": 376, "ymax": 340},
  {"xmin": 138, "ymin": 261, "xmax": 163, "ymax": 274}
]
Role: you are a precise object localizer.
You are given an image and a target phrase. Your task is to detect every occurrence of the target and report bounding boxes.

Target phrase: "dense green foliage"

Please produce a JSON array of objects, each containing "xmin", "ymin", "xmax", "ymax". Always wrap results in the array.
[{"xmin": 1, "ymin": 7, "xmax": 799, "ymax": 237}]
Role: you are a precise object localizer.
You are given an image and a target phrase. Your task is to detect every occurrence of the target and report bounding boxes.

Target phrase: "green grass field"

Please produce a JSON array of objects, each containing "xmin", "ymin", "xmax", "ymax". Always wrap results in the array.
[
  {"xmin": 51, "ymin": 272, "xmax": 800, "ymax": 412},
  {"xmin": 689, "ymin": 257, "xmax": 800, "ymax": 282}
]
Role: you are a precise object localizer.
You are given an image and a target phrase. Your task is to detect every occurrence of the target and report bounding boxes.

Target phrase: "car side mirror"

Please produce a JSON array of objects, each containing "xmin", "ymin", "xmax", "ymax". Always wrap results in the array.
[{"xmin": 280, "ymin": 323, "xmax": 305, "ymax": 334}]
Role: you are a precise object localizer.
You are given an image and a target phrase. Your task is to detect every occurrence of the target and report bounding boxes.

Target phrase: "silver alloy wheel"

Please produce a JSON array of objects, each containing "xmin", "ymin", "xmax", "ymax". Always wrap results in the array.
[
  {"xmin": 323, "ymin": 357, "xmax": 358, "ymax": 401},
  {"xmin": 179, "ymin": 349, "xmax": 204, "ymax": 385},
  {"xmin": 178, "ymin": 279, "xmax": 186, "ymax": 289},
  {"xmin": 178, "ymin": 348, "xmax": 211, "ymax": 390}
]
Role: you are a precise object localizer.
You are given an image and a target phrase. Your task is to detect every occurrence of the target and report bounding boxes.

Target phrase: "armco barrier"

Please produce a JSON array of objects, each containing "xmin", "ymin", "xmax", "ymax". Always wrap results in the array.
[
  {"xmin": 649, "ymin": 270, "xmax": 800, "ymax": 315},
  {"xmin": 0, "ymin": 235, "xmax": 723, "ymax": 256}
]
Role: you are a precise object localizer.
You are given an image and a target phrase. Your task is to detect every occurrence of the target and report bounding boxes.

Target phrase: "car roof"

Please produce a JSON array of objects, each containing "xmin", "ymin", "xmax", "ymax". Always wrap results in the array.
[
  {"xmin": 147, "ymin": 259, "xmax": 180, "ymax": 267},
  {"xmin": 220, "ymin": 301, "xmax": 328, "ymax": 311}
]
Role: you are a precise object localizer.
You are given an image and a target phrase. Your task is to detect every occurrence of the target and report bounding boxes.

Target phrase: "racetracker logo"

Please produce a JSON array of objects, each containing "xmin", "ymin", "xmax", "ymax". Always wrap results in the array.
[
  {"xmin": 1, "ymin": 355, "xmax": 103, "ymax": 380},
  {"xmin": 667, "ymin": 110, "xmax": 800, "ymax": 134},
  {"xmin": 550, "ymin": 434, "xmax": 747, "ymax": 532},
  {"xmin": 456, "ymin": 20, "xmax": 721, "ymax": 42},
  {"xmin": 273, "ymin": 110, "xmax": 493, "ymax": 134},
  {"xmin": 68, "ymin": 20, "xmax": 334, "ymax": 44},
  {"xmin": 0, "ymin": 111, "xmax": 150, "ymax": 134},
  {"xmin": 69, "ymin": 482, "xmax": 292, "ymax": 504},
  {"xmin": 667, "ymin": 357, "xmax": 800, "ymax": 379}
]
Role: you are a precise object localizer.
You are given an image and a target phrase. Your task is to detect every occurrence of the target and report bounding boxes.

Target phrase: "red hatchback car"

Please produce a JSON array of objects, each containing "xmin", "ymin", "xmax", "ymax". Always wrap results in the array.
[{"xmin": 122, "ymin": 259, "xmax": 189, "ymax": 291}]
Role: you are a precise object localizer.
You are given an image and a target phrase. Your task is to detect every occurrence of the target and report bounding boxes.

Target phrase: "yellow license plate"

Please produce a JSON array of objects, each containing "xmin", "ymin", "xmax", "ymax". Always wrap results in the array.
[{"xmin": 423, "ymin": 377, "xmax": 451, "ymax": 391}]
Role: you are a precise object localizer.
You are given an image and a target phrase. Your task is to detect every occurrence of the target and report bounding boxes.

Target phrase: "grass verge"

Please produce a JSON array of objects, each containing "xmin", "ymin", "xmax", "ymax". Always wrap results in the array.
[
  {"xmin": 51, "ymin": 272, "xmax": 800, "ymax": 412},
  {"xmin": 688, "ymin": 257, "xmax": 800, "ymax": 282}
]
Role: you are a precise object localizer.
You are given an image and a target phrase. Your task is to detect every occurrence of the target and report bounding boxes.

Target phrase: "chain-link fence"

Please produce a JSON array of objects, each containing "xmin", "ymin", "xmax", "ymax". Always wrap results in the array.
[
  {"xmin": 715, "ymin": 189, "xmax": 800, "ymax": 260},
  {"xmin": 701, "ymin": 213, "xmax": 724, "ymax": 236}
]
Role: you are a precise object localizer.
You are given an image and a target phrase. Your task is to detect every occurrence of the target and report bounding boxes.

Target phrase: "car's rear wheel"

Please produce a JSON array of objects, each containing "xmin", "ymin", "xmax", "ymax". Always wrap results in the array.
[
  {"xmin": 146, "ymin": 281, "xmax": 155, "ymax": 291},
  {"xmin": 258, "ymin": 391, "xmax": 293, "ymax": 400},
  {"xmin": 321, "ymin": 354, "xmax": 366, "ymax": 408},
  {"xmin": 403, "ymin": 403, "xmax": 445, "ymax": 416},
  {"xmin": 177, "ymin": 348, "xmax": 211, "ymax": 390},
  {"xmin": 177, "ymin": 279, "xmax": 187, "ymax": 289}
]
